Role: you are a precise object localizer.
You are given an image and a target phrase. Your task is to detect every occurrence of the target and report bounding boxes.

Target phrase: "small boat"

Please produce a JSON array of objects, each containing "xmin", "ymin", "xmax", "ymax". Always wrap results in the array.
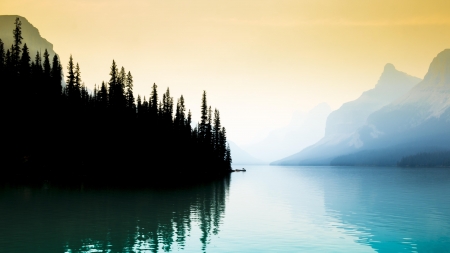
[{"xmin": 233, "ymin": 168, "xmax": 246, "ymax": 172}]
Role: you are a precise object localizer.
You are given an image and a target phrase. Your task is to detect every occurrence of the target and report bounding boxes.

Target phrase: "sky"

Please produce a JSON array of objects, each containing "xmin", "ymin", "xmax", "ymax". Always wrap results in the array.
[{"xmin": 2, "ymin": 0, "xmax": 450, "ymax": 146}]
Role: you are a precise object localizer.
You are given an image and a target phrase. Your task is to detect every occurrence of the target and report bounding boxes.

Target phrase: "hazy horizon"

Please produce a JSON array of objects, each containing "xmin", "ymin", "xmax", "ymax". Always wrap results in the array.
[{"xmin": 2, "ymin": 0, "xmax": 450, "ymax": 147}]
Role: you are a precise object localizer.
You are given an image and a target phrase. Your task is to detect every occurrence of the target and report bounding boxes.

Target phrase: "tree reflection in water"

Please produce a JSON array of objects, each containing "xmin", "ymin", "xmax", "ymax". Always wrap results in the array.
[{"xmin": 0, "ymin": 175, "xmax": 230, "ymax": 253}]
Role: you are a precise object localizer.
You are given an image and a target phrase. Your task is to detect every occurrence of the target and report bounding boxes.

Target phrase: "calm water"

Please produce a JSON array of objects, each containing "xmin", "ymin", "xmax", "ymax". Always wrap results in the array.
[{"xmin": 1, "ymin": 166, "xmax": 450, "ymax": 253}]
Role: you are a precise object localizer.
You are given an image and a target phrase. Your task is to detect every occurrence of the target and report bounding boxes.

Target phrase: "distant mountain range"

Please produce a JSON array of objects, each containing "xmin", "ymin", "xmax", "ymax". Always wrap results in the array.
[
  {"xmin": 0, "ymin": 15, "xmax": 57, "ymax": 60},
  {"xmin": 243, "ymin": 103, "xmax": 331, "ymax": 163},
  {"xmin": 228, "ymin": 141, "xmax": 266, "ymax": 165},
  {"xmin": 271, "ymin": 51, "xmax": 450, "ymax": 166}
]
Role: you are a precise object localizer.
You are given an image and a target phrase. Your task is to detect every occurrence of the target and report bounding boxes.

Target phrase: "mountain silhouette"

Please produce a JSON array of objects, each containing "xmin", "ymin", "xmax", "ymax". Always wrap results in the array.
[
  {"xmin": 272, "ymin": 63, "xmax": 422, "ymax": 165},
  {"xmin": 0, "ymin": 15, "xmax": 57, "ymax": 59}
]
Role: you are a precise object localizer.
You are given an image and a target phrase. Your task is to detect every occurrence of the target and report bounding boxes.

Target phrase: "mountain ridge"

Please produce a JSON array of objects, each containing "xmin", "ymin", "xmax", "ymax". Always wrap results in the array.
[
  {"xmin": 272, "ymin": 62, "xmax": 423, "ymax": 165},
  {"xmin": 0, "ymin": 15, "xmax": 57, "ymax": 59}
]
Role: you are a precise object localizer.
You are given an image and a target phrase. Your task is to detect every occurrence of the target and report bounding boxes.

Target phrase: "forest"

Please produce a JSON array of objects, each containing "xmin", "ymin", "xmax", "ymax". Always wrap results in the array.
[
  {"xmin": 0, "ymin": 18, "xmax": 232, "ymax": 185},
  {"xmin": 397, "ymin": 151, "xmax": 450, "ymax": 167}
]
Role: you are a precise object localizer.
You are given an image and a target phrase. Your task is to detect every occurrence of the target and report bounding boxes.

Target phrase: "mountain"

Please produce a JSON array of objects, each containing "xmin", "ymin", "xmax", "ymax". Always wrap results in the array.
[
  {"xmin": 272, "ymin": 63, "xmax": 422, "ymax": 165},
  {"xmin": 228, "ymin": 141, "xmax": 266, "ymax": 165},
  {"xmin": 0, "ymin": 15, "xmax": 57, "ymax": 60},
  {"xmin": 244, "ymin": 103, "xmax": 331, "ymax": 163},
  {"xmin": 331, "ymin": 49, "xmax": 450, "ymax": 165}
]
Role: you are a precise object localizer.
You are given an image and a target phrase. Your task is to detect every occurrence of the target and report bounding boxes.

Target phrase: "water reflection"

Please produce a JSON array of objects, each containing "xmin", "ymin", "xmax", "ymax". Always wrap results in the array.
[
  {"xmin": 320, "ymin": 167, "xmax": 450, "ymax": 253},
  {"xmin": 0, "ymin": 175, "xmax": 229, "ymax": 253}
]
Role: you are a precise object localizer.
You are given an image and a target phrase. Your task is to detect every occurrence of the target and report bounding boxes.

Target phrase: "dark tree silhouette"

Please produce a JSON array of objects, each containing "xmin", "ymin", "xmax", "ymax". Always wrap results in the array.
[{"xmin": 1, "ymin": 18, "xmax": 232, "ymax": 186}]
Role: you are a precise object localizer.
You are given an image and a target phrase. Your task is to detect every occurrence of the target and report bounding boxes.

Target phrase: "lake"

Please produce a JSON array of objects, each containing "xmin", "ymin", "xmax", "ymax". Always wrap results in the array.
[{"xmin": 1, "ymin": 166, "xmax": 449, "ymax": 253}]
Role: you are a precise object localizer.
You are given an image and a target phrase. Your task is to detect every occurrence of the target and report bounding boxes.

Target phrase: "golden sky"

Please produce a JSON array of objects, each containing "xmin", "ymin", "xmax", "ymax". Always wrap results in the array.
[{"xmin": 2, "ymin": 0, "xmax": 450, "ymax": 145}]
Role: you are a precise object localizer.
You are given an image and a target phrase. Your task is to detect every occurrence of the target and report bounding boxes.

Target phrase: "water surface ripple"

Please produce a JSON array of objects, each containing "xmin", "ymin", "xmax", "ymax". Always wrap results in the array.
[{"xmin": 0, "ymin": 166, "xmax": 449, "ymax": 252}]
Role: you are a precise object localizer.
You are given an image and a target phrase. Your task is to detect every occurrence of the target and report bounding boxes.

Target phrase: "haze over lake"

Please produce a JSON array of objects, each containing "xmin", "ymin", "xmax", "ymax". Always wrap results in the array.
[{"xmin": 1, "ymin": 166, "xmax": 449, "ymax": 253}]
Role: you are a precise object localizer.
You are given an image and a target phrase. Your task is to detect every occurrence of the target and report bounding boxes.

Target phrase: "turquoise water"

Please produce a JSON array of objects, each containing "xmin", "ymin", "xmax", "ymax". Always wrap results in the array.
[{"xmin": 1, "ymin": 166, "xmax": 449, "ymax": 252}]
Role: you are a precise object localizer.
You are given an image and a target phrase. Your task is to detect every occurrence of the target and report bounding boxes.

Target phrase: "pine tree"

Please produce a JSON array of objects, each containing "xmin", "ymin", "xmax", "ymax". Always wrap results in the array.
[
  {"xmin": 213, "ymin": 109, "xmax": 221, "ymax": 151},
  {"xmin": 99, "ymin": 81, "xmax": 108, "ymax": 109},
  {"xmin": 219, "ymin": 127, "xmax": 227, "ymax": 162},
  {"xmin": 175, "ymin": 95, "xmax": 186, "ymax": 130},
  {"xmin": 161, "ymin": 87, "xmax": 173, "ymax": 125},
  {"xmin": 0, "ymin": 39, "xmax": 5, "ymax": 75},
  {"xmin": 50, "ymin": 54, "xmax": 62, "ymax": 97},
  {"xmin": 108, "ymin": 60, "xmax": 120, "ymax": 110},
  {"xmin": 225, "ymin": 143, "xmax": 232, "ymax": 168},
  {"xmin": 19, "ymin": 44, "xmax": 31, "ymax": 77},
  {"xmin": 118, "ymin": 66, "xmax": 126, "ymax": 109},
  {"xmin": 43, "ymin": 49, "xmax": 51, "ymax": 81},
  {"xmin": 66, "ymin": 55, "xmax": 75, "ymax": 98},
  {"xmin": 150, "ymin": 83, "xmax": 158, "ymax": 120},
  {"xmin": 125, "ymin": 71, "xmax": 135, "ymax": 112},
  {"xmin": 12, "ymin": 17, "xmax": 23, "ymax": 71},
  {"xmin": 74, "ymin": 62, "xmax": 82, "ymax": 99},
  {"xmin": 205, "ymin": 106, "xmax": 212, "ymax": 146},
  {"xmin": 137, "ymin": 95, "xmax": 142, "ymax": 115},
  {"xmin": 19, "ymin": 44, "xmax": 31, "ymax": 97},
  {"xmin": 32, "ymin": 51, "xmax": 43, "ymax": 97},
  {"xmin": 199, "ymin": 91, "xmax": 208, "ymax": 140}
]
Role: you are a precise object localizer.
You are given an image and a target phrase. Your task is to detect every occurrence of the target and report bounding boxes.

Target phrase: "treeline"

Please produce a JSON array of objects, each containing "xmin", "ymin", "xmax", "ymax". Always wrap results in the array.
[
  {"xmin": 397, "ymin": 151, "xmax": 450, "ymax": 167},
  {"xmin": 0, "ymin": 18, "xmax": 231, "ymax": 184}
]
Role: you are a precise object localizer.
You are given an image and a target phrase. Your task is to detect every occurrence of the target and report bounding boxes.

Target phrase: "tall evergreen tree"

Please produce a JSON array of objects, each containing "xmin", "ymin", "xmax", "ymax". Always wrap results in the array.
[
  {"xmin": 125, "ymin": 71, "xmax": 135, "ymax": 112},
  {"xmin": 66, "ymin": 55, "xmax": 75, "ymax": 98},
  {"xmin": 205, "ymin": 106, "xmax": 212, "ymax": 146},
  {"xmin": 99, "ymin": 81, "xmax": 108, "ymax": 109},
  {"xmin": 50, "ymin": 54, "xmax": 62, "ymax": 97},
  {"xmin": 12, "ymin": 17, "xmax": 23, "ymax": 71},
  {"xmin": 199, "ymin": 91, "xmax": 208, "ymax": 140},
  {"xmin": 32, "ymin": 51, "xmax": 43, "ymax": 96},
  {"xmin": 186, "ymin": 110, "xmax": 192, "ymax": 134},
  {"xmin": 213, "ymin": 109, "xmax": 221, "ymax": 151},
  {"xmin": 18, "ymin": 44, "xmax": 31, "ymax": 98},
  {"xmin": 74, "ymin": 62, "xmax": 82, "ymax": 99},
  {"xmin": 150, "ymin": 83, "xmax": 158, "ymax": 120},
  {"xmin": 19, "ymin": 44, "xmax": 31, "ymax": 77},
  {"xmin": 5, "ymin": 49, "xmax": 12, "ymax": 75},
  {"xmin": 43, "ymin": 49, "xmax": 51, "ymax": 80},
  {"xmin": 175, "ymin": 95, "xmax": 186, "ymax": 130},
  {"xmin": 225, "ymin": 143, "xmax": 232, "ymax": 168},
  {"xmin": 161, "ymin": 88, "xmax": 173, "ymax": 125},
  {"xmin": 0, "ymin": 39, "xmax": 5, "ymax": 75},
  {"xmin": 137, "ymin": 95, "xmax": 142, "ymax": 115}
]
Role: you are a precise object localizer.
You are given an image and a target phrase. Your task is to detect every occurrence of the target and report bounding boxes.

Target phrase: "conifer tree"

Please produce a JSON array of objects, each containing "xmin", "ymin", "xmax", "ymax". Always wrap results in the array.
[
  {"xmin": 143, "ymin": 96, "xmax": 149, "ymax": 115},
  {"xmin": 33, "ymin": 51, "xmax": 42, "ymax": 74},
  {"xmin": 125, "ymin": 71, "xmax": 135, "ymax": 112},
  {"xmin": 99, "ymin": 81, "xmax": 108, "ymax": 109},
  {"xmin": 161, "ymin": 87, "xmax": 173, "ymax": 125},
  {"xmin": 12, "ymin": 17, "xmax": 22, "ymax": 71},
  {"xmin": 205, "ymin": 106, "xmax": 212, "ymax": 146},
  {"xmin": 0, "ymin": 39, "xmax": 5, "ymax": 75},
  {"xmin": 32, "ymin": 51, "xmax": 43, "ymax": 96},
  {"xmin": 175, "ymin": 95, "xmax": 186, "ymax": 130},
  {"xmin": 19, "ymin": 44, "xmax": 31, "ymax": 97},
  {"xmin": 74, "ymin": 62, "xmax": 82, "ymax": 99},
  {"xmin": 199, "ymin": 91, "xmax": 208, "ymax": 140},
  {"xmin": 219, "ymin": 127, "xmax": 227, "ymax": 161},
  {"xmin": 51, "ymin": 54, "xmax": 62, "ymax": 96},
  {"xmin": 225, "ymin": 143, "xmax": 232, "ymax": 168},
  {"xmin": 108, "ymin": 60, "xmax": 120, "ymax": 110},
  {"xmin": 150, "ymin": 83, "xmax": 158, "ymax": 120},
  {"xmin": 43, "ymin": 49, "xmax": 51, "ymax": 80},
  {"xmin": 5, "ymin": 49, "xmax": 11, "ymax": 70},
  {"xmin": 66, "ymin": 55, "xmax": 75, "ymax": 98},
  {"xmin": 186, "ymin": 109, "xmax": 192, "ymax": 136},
  {"xmin": 137, "ymin": 95, "xmax": 142, "ymax": 115},
  {"xmin": 19, "ymin": 44, "xmax": 31, "ymax": 76},
  {"xmin": 213, "ymin": 109, "xmax": 221, "ymax": 151}
]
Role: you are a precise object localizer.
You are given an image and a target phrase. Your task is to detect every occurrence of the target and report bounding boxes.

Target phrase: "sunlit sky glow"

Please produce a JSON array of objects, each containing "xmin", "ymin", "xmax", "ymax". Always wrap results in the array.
[{"xmin": 2, "ymin": 0, "xmax": 450, "ymax": 145}]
